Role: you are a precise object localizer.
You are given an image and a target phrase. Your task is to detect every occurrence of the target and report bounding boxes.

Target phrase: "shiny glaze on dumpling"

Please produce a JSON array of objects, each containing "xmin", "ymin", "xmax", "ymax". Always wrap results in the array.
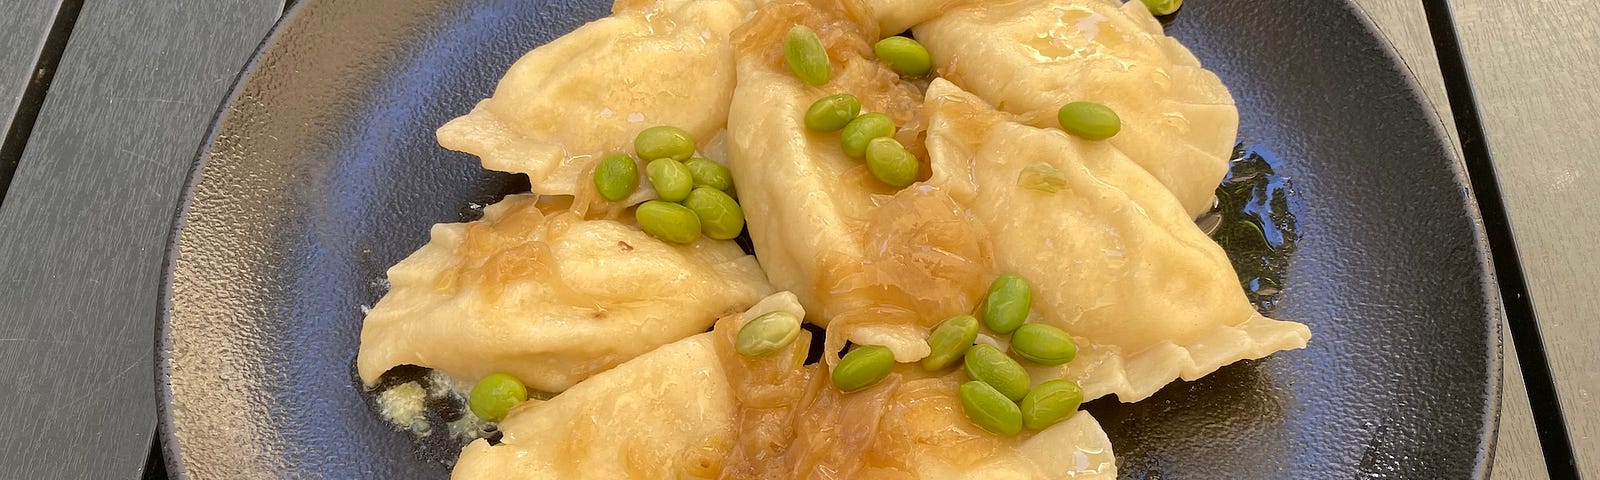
[
  {"xmin": 916, "ymin": 0, "xmax": 1239, "ymax": 218},
  {"xmin": 437, "ymin": 0, "xmax": 759, "ymax": 208},
  {"xmin": 452, "ymin": 292, "xmax": 1117, "ymax": 479},
  {"xmin": 356, "ymin": 194, "xmax": 772, "ymax": 392},
  {"xmin": 922, "ymin": 79, "xmax": 1309, "ymax": 402},
  {"xmin": 727, "ymin": 0, "xmax": 992, "ymax": 364}
]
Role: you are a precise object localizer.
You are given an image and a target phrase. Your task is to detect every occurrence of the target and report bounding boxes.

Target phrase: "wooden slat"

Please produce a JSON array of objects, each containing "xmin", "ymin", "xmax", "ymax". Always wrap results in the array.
[
  {"xmin": 0, "ymin": 1, "xmax": 59, "ymax": 134},
  {"xmin": 1448, "ymin": 0, "xmax": 1600, "ymax": 475},
  {"xmin": 0, "ymin": 0, "xmax": 65, "ymax": 188},
  {"xmin": 0, "ymin": 0, "xmax": 279, "ymax": 477},
  {"xmin": 1350, "ymin": 2, "xmax": 1546, "ymax": 478}
]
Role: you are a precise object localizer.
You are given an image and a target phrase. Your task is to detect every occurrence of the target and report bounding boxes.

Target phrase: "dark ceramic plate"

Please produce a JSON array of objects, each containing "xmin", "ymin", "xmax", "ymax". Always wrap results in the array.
[{"xmin": 157, "ymin": 0, "xmax": 1501, "ymax": 478}]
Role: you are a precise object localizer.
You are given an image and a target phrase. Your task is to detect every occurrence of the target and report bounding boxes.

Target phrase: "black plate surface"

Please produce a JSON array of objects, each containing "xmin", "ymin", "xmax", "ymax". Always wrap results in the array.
[{"xmin": 158, "ymin": 1, "xmax": 1501, "ymax": 478}]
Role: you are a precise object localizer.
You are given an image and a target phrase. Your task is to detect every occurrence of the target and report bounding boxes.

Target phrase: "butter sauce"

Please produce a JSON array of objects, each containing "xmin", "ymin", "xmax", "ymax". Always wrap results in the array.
[{"xmin": 1207, "ymin": 143, "xmax": 1298, "ymax": 312}]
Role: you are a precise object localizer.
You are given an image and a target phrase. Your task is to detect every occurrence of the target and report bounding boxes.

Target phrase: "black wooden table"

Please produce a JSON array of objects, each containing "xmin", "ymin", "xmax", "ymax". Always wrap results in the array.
[
  {"xmin": 0, "ymin": 1, "xmax": 1590, "ymax": 478},
  {"xmin": 0, "ymin": 1, "xmax": 281, "ymax": 478}
]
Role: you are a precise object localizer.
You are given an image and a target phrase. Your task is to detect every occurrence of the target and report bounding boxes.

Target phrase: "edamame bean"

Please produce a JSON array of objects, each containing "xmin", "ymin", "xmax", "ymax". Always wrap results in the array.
[
  {"xmin": 736, "ymin": 311, "xmax": 803, "ymax": 357},
  {"xmin": 833, "ymin": 344, "xmax": 894, "ymax": 392},
  {"xmin": 981, "ymin": 273, "xmax": 1032, "ymax": 334},
  {"xmin": 840, "ymin": 113, "xmax": 894, "ymax": 159},
  {"xmin": 963, "ymin": 344, "xmax": 1031, "ymax": 402},
  {"xmin": 1056, "ymin": 102, "xmax": 1121, "ymax": 141},
  {"xmin": 646, "ymin": 158, "xmax": 694, "ymax": 202},
  {"xmin": 873, "ymin": 36, "xmax": 932, "ymax": 77},
  {"xmin": 593, "ymin": 153, "xmax": 639, "ymax": 202},
  {"xmin": 865, "ymin": 137, "xmax": 920, "ymax": 187},
  {"xmin": 636, "ymin": 200, "xmax": 702, "ymax": 244},
  {"xmin": 804, "ymin": 93, "xmax": 862, "ymax": 132},
  {"xmin": 1140, "ymin": 0, "xmax": 1182, "ymax": 16},
  {"xmin": 959, "ymin": 381, "xmax": 1022, "ymax": 436},
  {"xmin": 1010, "ymin": 323, "xmax": 1077, "ymax": 365},
  {"xmin": 921, "ymin": 315, "xmax": 979, "ymax": 371},
  {"xmin": 635, "ymin": 125, "xmax": 696, "ymax": 161},
  {"xmin": 1020, "ymin": 379, "xmax": 1083, "ymax": 430},
  {"xmin": 468, "ymin": 372, "xmax": 528, "ymax": 422},
  {"xmin": 784, "ymin": 25, "xmax": 831, "ymax": 86},
  {"xmin": 682, "ymin": 187, "xmax": 745, "ymax": 240},
  {"xmin": 683, "ymin": 157, "xmax": 734, "ymax": 191}
]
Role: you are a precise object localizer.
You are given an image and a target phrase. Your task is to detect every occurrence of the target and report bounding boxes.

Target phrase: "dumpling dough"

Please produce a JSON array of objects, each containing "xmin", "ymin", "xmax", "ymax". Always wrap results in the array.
[
  {"xmin": 437, "ymin": 0, "xmax": 757, "ymax": 207},
  {"xmin": 915, "ymin": 0, "xmax": 1239, "ymax": 217},
  {"xmin": 356, "ymin": 194, "xmax": 772, "ymax": 392},
  {"xmin": 453, "ymin": 291, "xmax": 1117, "ymax": 479},
  {"xmin": 719, "ymin": 359, "xmax": 1115, "ymax": 480},
  {"xmin": 451, "ymin": 292, "xmax": 803, "ymax": 480},
  {"xmin": 922, "ymin": 79, "xmax": 1309, "ymax": 402},
  {"xmin": 848, "ymin": 375, "xmax": 1116, "ymax": 480},
  {"xmin": 863, "ymin": 0, "xmax": 964, "ymax": 34},
  {"xmin": 728, "ymin": 0, "xmax": 991, "ymax": 363},
  {"xmin": 716, "ymin": 294, "xmax": 1116, "ymax": 479},
  {"xmin": 726, "ymin": 0, "xmax": 1294, "ymax": 402},
  {"xmin": 450, "ymin": 334, "xmax": 735, "ymax": 479}
]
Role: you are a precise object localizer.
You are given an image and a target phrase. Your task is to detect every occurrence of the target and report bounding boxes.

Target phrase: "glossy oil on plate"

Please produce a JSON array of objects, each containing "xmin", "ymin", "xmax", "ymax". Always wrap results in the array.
[{"xmin": 157, "ymin": 0, "xmax": 1501, "ymax": 478}]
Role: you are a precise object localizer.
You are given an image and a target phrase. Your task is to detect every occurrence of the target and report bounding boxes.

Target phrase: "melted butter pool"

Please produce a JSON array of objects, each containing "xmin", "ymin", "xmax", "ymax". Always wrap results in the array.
[{"xmin": 1207, "ymin": 143, "xmax": 1298, "ymax": 313}]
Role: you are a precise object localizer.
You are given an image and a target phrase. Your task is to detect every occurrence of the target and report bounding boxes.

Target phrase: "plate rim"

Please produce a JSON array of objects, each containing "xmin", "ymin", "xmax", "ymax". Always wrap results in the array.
[
  {"xmin": 1337, "ymin": 2, "xmax": 1505, "ymax": 476},
  {"xmin": 153, "ymin": 3, "xmax": 305, "ymax": 478}
]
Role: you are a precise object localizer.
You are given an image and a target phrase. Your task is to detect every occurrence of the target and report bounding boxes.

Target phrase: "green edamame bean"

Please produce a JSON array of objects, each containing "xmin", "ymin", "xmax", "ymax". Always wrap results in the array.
[
  {"xmin": 873, "ymin": 36, "xmax": 932, "ymax": 77},
  {"xmin": 1140, "ymin": 0, "xmax": 1182, "ymax": 16},
  {"xmin": 865, "ymin": 137, "xmax": 920, "ymax": 187},
  {"xmin": 468, "ymin": 372, "xmax": 528, "ymax": 422},
  {"xmin": 736, "ymin": 311, "xmax": 803, "ymax": 357},
  {"xmin": 1020, "ymin": 379, "xmax": 1084, "ymax": 430},
  {"xmin": 804, "ymin": 93, "xmax": 862, "ymax": 132},
  {"xmin": 593, "ymin": 153, "xmax": 639, "ymax": 202},
  {"xmin": 1057, "ymin": 102, "xmax": 1121, "ymax": 141},
  {"xmin": 682, "ymin": 187, "xmax": 745, "ymax": 240},
  {"xmin": 840, "ymin": 113, "xmax": 894, "ymax": 159},
  {"xmin": 784, "ymin": 25, "xmax": 831, "ymax": 86},
  {"xmin": 959, "ymin": 381, "xmax": 1022, "ymax": 436},
  {"xmin": 981, "ymin": 273, "xmax": 1032, "ymax": 334},
  {"xmin": 646, "ymin": 158, "xmax": 694, "ymax": 202},
  {"xmin": 683, "ymin": 157, "xmax": 733, "ymax": 191},
  {"xmin": 921, "ymin": 315, "xmax": 979, "ymax": 371},
  {"xmin": 634, "ymin": 125, "xmax": 696, "ymax": 161},
  {"xmin": 636, "ymin": 200, "xmax": 702, "ymax": 244},
  {"xmin": 1010, "ymin": 323, "xmax": 1077, "ymax": 366},
  {"xmin": 833, "ymin": 344, "xmax": 894, "ymax": 392},
  {"xmin": 963, "ymin": 344, "xmax": 1031, "ymax": 402}
]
